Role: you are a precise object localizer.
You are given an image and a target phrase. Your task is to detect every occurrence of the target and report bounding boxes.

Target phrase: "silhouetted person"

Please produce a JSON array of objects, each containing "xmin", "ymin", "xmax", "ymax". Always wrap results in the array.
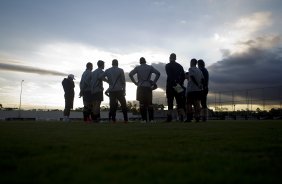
[
  {"xmin": 198, "ymin": 59, "xmax": 209, "ymax": 121},
  {"xmin": 129, "ymin": 57, "xmax": 160, "ymax": 122},
  {"xmin": 80, "ymin": 62, "xmax": 93, "ymax": 123},
  {"xmin": 186, "ymin": 59, "xmax": 204, "ymax": 122},
  {"xmin": 62, "ymin": 74, "xmax": 75, "ymax": 122},
  {"xmin": 165, "ymin": 53, "xmax": 185, "ymax": 122},
  {"xmin": 90, "ymin": 60, "xmax": 107, "ymax": 122},
  {"xmin": 105, "ymin": 59, "xmax": 128, "ymax": 122}
]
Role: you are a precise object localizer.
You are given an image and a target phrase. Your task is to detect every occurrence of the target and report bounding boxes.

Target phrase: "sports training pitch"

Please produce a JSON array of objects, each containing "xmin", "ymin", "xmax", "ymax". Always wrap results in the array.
[{"xmin": 0, "ymin": 120, "xmax": 281, "ymax": 184}]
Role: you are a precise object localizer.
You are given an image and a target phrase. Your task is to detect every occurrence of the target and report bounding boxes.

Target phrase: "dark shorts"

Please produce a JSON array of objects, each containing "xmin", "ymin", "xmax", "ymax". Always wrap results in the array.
[
  {"xmin": 166, "ymin": 87, "xmax": 185, "ymax": 110},
  {"xmin": 186, "ymin": 91, "xmax": 202, "ymax": 103},
  {"xmin": 137, "ymin": 86, "xmax": 152, "ymax": 105},
  {"xmin": 82, "ymin": 91, "xmax": 92, "ymax": 103},
  {"xmin": 92, "ymin": 91, "xmax": 103, "ymax": 101}
]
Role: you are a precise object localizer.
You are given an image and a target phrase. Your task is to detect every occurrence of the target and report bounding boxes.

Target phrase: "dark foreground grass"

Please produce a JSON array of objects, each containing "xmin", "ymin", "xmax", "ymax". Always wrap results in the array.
[{"xmin": 0, "ymin": 120, "xmax": 282, "ymax": 184}]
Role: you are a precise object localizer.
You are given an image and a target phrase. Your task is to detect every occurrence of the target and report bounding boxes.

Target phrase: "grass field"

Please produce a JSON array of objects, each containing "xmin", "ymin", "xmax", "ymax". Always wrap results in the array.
[{"xmin": 0, "ymin": 120, "xmax": 282, "ymax": 184}]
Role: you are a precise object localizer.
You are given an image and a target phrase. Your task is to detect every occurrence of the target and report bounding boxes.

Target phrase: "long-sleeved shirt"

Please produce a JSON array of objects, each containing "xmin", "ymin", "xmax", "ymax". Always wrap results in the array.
[
  {"xmin": 104, "ymin": 66, "xmax": 126, "ymax": 92},
  {"xmin": 90, "ymin": 68, "xmax": 105, "ymax": 94},
  {"xmin": 186, "ymin": 66, "xmax": 204, "ymax": 93},
  {"xmin": 165, "ymin": 61, "xmax": 185, "ymax": 88},
  {"xmin": 80, "ymin": 69, "xmax": 92, "ymax": 92},
  {"xmin": 129, "ymin": 63, "xmax": 160, "ymax": 88},
  {"xmin": 62, "ymin": 78, "xmax": 75, "ymax": 96},
  {"xmin": 199, "ymin": 66, "xmax": 209, "ymax": 90}
]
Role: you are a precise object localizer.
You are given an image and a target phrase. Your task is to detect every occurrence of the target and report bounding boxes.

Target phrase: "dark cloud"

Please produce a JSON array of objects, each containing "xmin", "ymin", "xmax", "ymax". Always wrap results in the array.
[
  {"xmin": 0, "ymin": 63, "xmax": 67, "ymax": 76},
  {"xmin": 209, "ymin": 47, "xmax": 282, "ymax": 91},
  {"xmin": 208, "ymin": 37, "xmax": 282, "ymax": 106},
  {"xmin": 122, "ymin": 36, "xmax": 282, "ymax": 107},
  {"xmin": 236, "ymin": 36, "xmax": 281, "ymax": 48}
]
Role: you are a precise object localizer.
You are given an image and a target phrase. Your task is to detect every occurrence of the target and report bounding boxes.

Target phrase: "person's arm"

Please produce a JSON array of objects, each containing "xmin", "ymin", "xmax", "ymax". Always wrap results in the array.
[
  {"xmin": 179, "ymin": 66, "xmax": 185, "ymax": 85},
  {"xmin": 205, "ymin": 69, "xmax": 209, "ymax": 89},
  {"xmin": 79, "ymin": 71, "xmax": 90, "ymax": 96},
  {"xmin": 129, "ymin": 68, "xmax": 138, "ymax": 85},
  {"xmin": 62, "ymin": 79, "xmax": 66, "ymax": 92},
  {"xmin": 151, "ymin": 66, "xmax": 160, "ymax": 84},
  {"xmin": 72, "ymin": 80, "xmax": 75, "ymax": 89},
  {"xmin": 121, "ymin": 70, "xmax": 126, "ymax": 95},
  {"xmin": 99, "ymin": 71, "xmax": 108, "ymax": 83},
  {"xmin": 165, "ymin": 64, "xmax": 172, "ymax": 78},
  {"xmin": 103, "ymin": 70, "xmax": 109, "ymax": 84},
  {"xmin": 79, "ymin": 77, "xmax": 84, "ymax": 97}
]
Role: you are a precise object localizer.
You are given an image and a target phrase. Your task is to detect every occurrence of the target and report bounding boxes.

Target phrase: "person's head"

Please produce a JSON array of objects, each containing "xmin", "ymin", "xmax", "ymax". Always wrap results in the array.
[
  {"xmin": 68, "ymin": 74, "xmax": 75, "ymax": 80},
  {"xmin": 190, "ymin": 58, "xmax": 197, "ymax": 67},
  {"xmin": 169, "ymin": 53, "xmax": 176, "ymax": 62},
  {"xmin": 97, "ymin": 60, "xmax": 105, "ymax": 69},
  {"xmin": 198, "ymin": 59, "xmax": 205, "ymax": 67},
  {"xmin": 140, "ymin": 57, "xmax": 146, "ymax": 64},
  {"xmin": 86, "ymin": 62, "xmax": 93, "ymax": 71},
  {"xmin": 112, "ymin": 59, "xmax": 118, "ymax": 66}
]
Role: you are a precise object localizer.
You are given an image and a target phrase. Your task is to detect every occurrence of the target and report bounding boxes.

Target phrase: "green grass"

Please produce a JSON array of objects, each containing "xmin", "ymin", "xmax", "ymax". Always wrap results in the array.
[{"xmin": 0, "ymin": 120, "xmax": 282, "ymax": 184}]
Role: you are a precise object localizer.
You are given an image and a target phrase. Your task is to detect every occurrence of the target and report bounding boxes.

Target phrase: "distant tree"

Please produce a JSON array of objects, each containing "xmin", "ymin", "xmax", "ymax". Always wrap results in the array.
[
  {"xmin": 0, "ymin": 104, "xmax": 2, "ymax": 109},
  {"xmin": 4, "ymin": 107, "xmax": 17, "ymax": 111},
  {"xmin": 51, "ymin": 109, "xmax": 61, "ymax": 111},
  {"xmin": 157, "ymin": 104, "xmax": 165, "ymax": 110},
  {"xmin": 269, "ymin": 108, "xmax": 282, "ymax": 117},
  {"xmin": 152, "ymin": 104, "xmax": 165, "ymax": 110},
  {"xmin": 126, "ymin": 102, "xmax": 139, "ymax": 113},
  {"xmin": 131, "ymin": 104, "xmax": 139, "ymax": 114},
  {"xmin": 127, "ymin": 101, "xmax": 133, "ymax": 110}
]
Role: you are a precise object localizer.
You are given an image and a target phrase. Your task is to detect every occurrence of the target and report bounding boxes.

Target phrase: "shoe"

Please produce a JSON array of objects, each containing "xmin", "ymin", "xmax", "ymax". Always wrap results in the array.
[
  {"xmin": 150, "ymin": 120, "xmax": 156, "ymax": 123},
  {"xmin": 141, "ymin": 120, "xmax": 147, "ymax": 123}
]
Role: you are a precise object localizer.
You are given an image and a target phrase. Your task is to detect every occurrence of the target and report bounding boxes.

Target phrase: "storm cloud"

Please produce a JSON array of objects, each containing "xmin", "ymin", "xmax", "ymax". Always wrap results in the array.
[
  {"xmin": 0, "ymin": 63, "xmax": 68, "ymax": 76},
  {"xmin": 209, "ymin": 37, "xmax": 282, "ymax": 92},
  {"xmin": 206, "ymin": 36, "xmax": 282, "ymax": 107}
]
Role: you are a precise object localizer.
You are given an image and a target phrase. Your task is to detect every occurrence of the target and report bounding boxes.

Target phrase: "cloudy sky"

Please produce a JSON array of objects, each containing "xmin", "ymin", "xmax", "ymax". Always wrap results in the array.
[{"xmin": 0, "ymin": 0, "xmax": 282, "ymax": 109}]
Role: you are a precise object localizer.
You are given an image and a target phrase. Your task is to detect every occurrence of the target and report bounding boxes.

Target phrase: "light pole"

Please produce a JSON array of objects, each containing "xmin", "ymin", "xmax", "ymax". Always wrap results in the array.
[{"xmin": 19, "ymin": 80, "xmax": 24, "ymax": 118}]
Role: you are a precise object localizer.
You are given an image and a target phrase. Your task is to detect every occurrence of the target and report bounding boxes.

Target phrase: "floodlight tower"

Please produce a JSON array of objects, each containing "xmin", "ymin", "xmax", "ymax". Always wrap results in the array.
[{"xmin": 19, "ymin": 80, "xmax": 24, "ymax": 118}]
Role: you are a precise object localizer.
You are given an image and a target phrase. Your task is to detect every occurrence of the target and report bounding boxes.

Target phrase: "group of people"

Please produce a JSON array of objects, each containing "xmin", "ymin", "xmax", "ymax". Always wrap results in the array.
[
  {"xmin": 79, "ymin": 59, "xmax": 129, "ymax": 123},
  {"xmin": 62, "ymin": 53, "xmax": 209, "ymax": 123},
  {"xmin": 166, "ymin": 54, "xmax": 209, "ymax": 122}
]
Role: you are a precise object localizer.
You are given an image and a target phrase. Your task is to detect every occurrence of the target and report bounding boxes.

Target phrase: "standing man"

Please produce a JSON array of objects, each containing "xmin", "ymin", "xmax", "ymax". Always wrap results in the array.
[
  {"xmin": 165, "ymin": 53, "xmax": 186, "ymax": 122},
  {"xmin": 90, "ymin": 60, "xmax": 107, "ymax": 122},
  {"xmin": 186, "ymin": 59, "xmax": 204, "ymax": 122},
  {"xmin": 62, "ymin": 74, "xmax": 75, "ymax": 122},
  {"xmin": 79, "ymin": 62, "xmax": 93, "ymax": 122},
  {"xmin": 198, "ymin": 59, "xmax": 209, "ymax": 121},
  {"xmin": 129, "ymin": 57, "xmax": 160, "ymax": 122},
  {"xmin": 104, "ymin": 59, "xmax": 128, "ymax": 122}
]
